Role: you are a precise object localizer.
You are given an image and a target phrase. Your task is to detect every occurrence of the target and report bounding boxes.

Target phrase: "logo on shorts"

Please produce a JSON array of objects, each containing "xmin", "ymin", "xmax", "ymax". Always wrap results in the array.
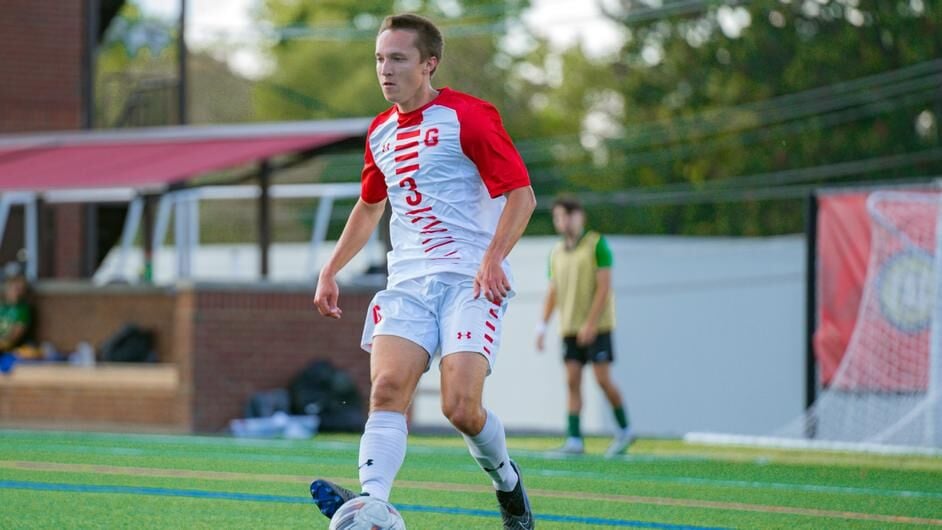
[
  {"xmin": 457, "ymin": 331, "xmax": 472, "ymax": 340},
  {"xmin": 372, "ymin": 305, "xmax": 382, "ymax": 324}
]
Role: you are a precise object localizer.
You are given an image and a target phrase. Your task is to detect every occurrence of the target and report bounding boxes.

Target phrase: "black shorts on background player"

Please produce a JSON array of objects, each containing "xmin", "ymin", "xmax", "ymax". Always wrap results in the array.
[{"xmin": 563, "ymin": 332, "xmax": 614, "ymax": 364}]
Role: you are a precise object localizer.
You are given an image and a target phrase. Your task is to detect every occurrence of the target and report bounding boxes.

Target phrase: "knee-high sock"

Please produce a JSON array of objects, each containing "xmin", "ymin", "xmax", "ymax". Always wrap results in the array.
[
  {"xmin": 462, "ymin": 409, "xmax": 518, "ymax": 492},
  {"xmin": 358, "ymin": 411, "xmax": 408, "ymax": 501}
]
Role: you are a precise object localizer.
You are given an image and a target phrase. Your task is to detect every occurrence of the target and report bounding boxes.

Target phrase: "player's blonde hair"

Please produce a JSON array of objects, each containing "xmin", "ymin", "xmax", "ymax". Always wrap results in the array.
[{"xmin": 378, "ymin": 13, "xmax": 444, "ymax": 76}]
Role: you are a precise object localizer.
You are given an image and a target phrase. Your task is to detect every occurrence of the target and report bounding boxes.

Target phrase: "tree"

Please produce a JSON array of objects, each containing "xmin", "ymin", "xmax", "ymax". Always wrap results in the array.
[
  {"xmin": 532, "ymin": 0, "xmax": 942, "ymax": 235},
  {"xmin": 96, "ymin": 3, "xmax": 255, "ymax": 127},
  {"xmin": 252, "ymin": 0, "xmax": 540, "ymax": 122}
]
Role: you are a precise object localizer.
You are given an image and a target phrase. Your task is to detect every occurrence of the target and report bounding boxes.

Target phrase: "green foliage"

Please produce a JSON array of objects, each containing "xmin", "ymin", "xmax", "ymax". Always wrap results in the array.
[
  {"xmin": 96, "ymin": 3, "xmax": 254, "ymax": 126},
  {"xmin": 253, "ymin": 0, "xmax": 535, "ymax": 121},
  {"xmin": 102, "ymin": 1, "xmax": 942, "ymax": 236},
  {"xmin": 549, "ymin": 0, "xmax": 942, "ymax": 235}
]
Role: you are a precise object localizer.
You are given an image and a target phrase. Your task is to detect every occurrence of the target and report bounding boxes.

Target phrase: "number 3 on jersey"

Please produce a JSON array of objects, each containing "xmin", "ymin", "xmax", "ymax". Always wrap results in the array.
[{"xmin": 398, "ymin": 176, "xmax": 422, "ymax": 206}]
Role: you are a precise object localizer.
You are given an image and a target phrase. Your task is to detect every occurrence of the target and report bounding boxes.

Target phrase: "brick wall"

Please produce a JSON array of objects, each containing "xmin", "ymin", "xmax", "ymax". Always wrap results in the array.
[
  {"xmin": 33, "ymin": 283, "xmax": 178, "ymax": 363},
  {"xmin": 1, "ymin": 282, "xmax": 376, "ymax": 433},
  {"xmin": 0, "ymin": 0, "xmax": 85, "ymax": 132},
  {"xmin": 0, "ymin": 1, "xmax": 88, "ymax": 280},
  {"xmin": 188, "ymin": 285, "xmax": 374, "ymax": 432},
  {"xmin": 0, "ymin": 380, "xmax": 186, "ymax": 430}
]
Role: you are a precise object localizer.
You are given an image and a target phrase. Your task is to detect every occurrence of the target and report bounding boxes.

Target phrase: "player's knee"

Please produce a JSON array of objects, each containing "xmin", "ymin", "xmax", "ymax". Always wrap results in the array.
[
  {"xmin": 370, "ymin": 373, "xmax": 409, "ymax": 411},
  {"xmin": 594, "ymin": 373, "xmax": 610, "ymax": 388},
  {"xmin": 567, "ymin": 379, "xmax": 581, "ymax": 393},
  {"xmin": 441, "ymin": 397, "xmax": 484, "ymax": 434}
]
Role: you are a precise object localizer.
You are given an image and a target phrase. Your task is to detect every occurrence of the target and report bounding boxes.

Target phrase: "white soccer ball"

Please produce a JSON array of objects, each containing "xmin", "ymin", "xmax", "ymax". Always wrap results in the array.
[{"xmin": 328, "ymin": 496, "xmax": 406, "ymax": 530}]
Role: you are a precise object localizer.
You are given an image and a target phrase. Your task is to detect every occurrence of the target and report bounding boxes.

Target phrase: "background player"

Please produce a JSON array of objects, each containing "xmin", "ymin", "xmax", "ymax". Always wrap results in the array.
[{"xmin": 536, "ymin": 195, "xmax": 634, "ymax": 458}]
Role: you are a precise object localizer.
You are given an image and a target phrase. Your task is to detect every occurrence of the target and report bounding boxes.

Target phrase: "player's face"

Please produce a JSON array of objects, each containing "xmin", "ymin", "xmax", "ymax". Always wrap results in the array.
[
  {"xmin": 552, "ymin": 206, "xmax": 584, "ymax": 237},
  {"xmin": 375, "ymin": 29, "xmax": 437, "ymax": 112},
  {"xmin": 3, "ymin": 277, "xmax": 25, "ymax": 303}
]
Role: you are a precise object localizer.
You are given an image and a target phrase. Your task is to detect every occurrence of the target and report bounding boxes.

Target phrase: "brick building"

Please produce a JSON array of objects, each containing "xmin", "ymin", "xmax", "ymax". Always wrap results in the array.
[
  {"xmin": 0, "ymin": 0, "xmax": 125, "ymax": 278},
  {"xmin": 0, "ymin": 1, "xmax": 377, "ymax": 433}
]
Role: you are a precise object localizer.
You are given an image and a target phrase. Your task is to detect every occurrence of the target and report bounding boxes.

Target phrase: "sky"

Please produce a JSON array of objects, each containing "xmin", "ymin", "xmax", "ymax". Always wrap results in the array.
[{"xmin": 135, "ymin": 0, "xmax": 625, "ymax": 78}]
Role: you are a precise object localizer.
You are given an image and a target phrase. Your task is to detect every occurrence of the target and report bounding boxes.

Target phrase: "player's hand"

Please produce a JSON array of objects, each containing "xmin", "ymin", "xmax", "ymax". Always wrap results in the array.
[
  {"xmin": 473, "ymin": 257, "xmax": 511, "ymax": 305},
  {"xmin": 313, "ymin": 273, "xmax": 343, "ymax": 319},
  {"xmin": 576, "ymin": 322, "xmax": 597, "ymax": 347}
]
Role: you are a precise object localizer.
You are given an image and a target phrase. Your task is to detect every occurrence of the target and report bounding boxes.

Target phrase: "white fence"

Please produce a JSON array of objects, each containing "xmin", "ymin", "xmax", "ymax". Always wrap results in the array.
[{"xmin": 413, "ymin": 235, "xmax": 807, "ymax": 437}]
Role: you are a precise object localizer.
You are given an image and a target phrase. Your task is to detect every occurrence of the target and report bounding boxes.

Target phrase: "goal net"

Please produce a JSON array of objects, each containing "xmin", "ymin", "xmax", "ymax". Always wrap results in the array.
[
  {"xmin": 779, "ymin": 191, "xmax": 941, "ymax": 450},
  {"xmin": 690, "ymin": 190, "xmax": 942, "ymax": 454}
]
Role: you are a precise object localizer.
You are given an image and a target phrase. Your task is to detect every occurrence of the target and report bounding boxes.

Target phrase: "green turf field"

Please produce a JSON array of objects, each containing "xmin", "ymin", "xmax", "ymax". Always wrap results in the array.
[{"xmin": 1, "ymin": 429, "xmax": 940, "ymax": 529}]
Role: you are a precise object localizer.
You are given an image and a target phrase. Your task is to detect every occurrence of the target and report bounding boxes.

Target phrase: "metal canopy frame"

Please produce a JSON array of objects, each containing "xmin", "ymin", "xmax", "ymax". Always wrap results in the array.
[{"xmin": 0, "ymin": 182, "xmax": 366, "ymax": 284}]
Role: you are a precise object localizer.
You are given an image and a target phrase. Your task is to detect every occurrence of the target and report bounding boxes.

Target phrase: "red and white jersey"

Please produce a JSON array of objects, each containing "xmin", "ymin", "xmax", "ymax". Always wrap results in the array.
[{"xmin": 360, "ymin": 88, "xmax": 530, "ymax": 286}]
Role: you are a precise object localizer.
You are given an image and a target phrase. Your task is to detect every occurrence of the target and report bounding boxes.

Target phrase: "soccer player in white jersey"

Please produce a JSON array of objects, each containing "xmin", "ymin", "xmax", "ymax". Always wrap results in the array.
[{"xmin": 310, "ymin": 13, "xmax": 536, "ymax": 530}]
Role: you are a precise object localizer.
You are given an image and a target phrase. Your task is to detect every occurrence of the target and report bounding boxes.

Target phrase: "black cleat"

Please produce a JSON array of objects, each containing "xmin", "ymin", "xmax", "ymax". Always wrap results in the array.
[
  {"xmin": 310, "ymin": 479, "xmax": 358, "ymax": 519},
  {"xmin": 495, "ymin": 461, "xmax": 534, "ymax": 529}
]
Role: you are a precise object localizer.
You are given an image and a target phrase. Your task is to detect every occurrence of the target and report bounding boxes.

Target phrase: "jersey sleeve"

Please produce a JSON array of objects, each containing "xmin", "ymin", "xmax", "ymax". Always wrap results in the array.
[
  {"xmin": 459, "ymin": 102, "xmax": 530, "ymax": 198},
  {"xmin": 360, "ymin": 138, "xmax": 387, "ymax": 204},
  {"xmin": 595, "ymin": 235, "xmax": 613, "ymax": 268}
]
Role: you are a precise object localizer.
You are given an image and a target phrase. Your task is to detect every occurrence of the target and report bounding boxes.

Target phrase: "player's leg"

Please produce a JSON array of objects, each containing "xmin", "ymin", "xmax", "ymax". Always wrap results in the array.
[
  {"xmin": 592, "ymin": 361, "xmax": 627, "ymax": 421},
  {"xmin": 310, "ymin": 336, "xmax": 427, "ymax": 517},
  {"xmin": 437, "ymin": 280, "xmax": 533, "ymax": 528},
  {"xmin": 441, "ymin": 352, "xmax": 514, "ymax": 485},
  {"xmin": 356, "ymin": 284, "xmax": 438, "ymax": 502},
  {"xmin": 311, "ymin": 285, "xmax": 436, "ymax": 519},
  {"xmin": 358, "ymin": 334, "xmax": 428, "ymax": 500},
  {"xmin": 561, "ymin": 336, "xmax": 587, "ymax": 454},
  {"xmin": 588, "ymin": 333, "xmax": 634, "ymax": 457},
  {"xmin": 441, "ymin": 352, "xmax": 532, "ymax": 529}
]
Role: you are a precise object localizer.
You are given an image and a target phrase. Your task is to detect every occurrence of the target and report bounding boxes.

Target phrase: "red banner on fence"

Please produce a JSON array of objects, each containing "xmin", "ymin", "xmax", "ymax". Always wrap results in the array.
[
  {"xmin": 813, "ymin": 193, "xmax": 871, "ymax": 386},
  {"xmin": 815, "ymin": 191, "xmax": 937, "ymax": 390}
]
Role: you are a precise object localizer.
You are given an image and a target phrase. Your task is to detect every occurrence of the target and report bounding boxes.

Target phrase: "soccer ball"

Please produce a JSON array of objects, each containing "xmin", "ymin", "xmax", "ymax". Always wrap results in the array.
[{"xmin": 328, "ymin": 496, "xmax": 406, "ymax": 530}]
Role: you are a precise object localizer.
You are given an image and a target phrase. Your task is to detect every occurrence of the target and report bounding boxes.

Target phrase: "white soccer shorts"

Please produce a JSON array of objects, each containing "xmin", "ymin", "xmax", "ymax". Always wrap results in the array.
[{"xmin": 360, "ymin": 272, "xmax": 511, "ymax": 373}]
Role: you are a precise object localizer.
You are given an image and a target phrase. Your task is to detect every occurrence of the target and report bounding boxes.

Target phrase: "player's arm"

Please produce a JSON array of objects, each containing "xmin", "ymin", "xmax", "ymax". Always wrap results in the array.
[
  {"xmin": 476, "ymin": 185, "xmax": 536, "ymax": 303},
  {"xmin": 461, "ymin": 101, "xmax": 535, "ymax": 304},
  {"xmin": 577, "ymin": 236, "xmax": 613, "ymax": 345},
  {"xmin": 536, "ymin": 282, "xmax": 555, "ymax": 352},
  {"xmin": 313, "ymin": 198, "xmax": 386, "ymax": 319},
  {"xmin": 582, "ymin": 268, "xmax": 611, "ymax": 332}
]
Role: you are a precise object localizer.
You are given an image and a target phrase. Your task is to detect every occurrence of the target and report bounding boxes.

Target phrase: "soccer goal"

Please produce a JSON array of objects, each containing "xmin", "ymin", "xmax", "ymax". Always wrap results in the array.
[{"xmin": 689, "ymin": 189, "xmax": 942, "ymax": 455}]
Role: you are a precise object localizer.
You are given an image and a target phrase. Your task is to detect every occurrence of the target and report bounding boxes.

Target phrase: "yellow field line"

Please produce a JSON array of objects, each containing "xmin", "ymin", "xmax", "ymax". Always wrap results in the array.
[{"xmin": 3, "ymin": 460, "xmax": 940, "ymax": 526}]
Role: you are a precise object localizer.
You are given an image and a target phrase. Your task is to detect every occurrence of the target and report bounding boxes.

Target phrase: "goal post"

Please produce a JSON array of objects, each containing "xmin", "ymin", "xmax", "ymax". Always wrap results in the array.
[{"xmin": 688, "ymin": 187, "xmax": 942, "ymax": 454}]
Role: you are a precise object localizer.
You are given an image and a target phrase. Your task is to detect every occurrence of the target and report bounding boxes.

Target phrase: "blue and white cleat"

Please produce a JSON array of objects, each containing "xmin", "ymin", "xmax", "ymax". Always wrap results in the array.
[{"xmin": 310, "ymin": 479, "xmax": 358, "ymax": 519}]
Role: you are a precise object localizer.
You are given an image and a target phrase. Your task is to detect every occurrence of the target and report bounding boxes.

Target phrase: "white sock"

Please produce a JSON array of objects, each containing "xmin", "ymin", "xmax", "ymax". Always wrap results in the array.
[
  {"xmin": 462, "ymin": 409, "xmax": 518, "ymax": 492},
  {"xmin": 358, "ymin": 411, "xmax": 408, "ymax": 501}
]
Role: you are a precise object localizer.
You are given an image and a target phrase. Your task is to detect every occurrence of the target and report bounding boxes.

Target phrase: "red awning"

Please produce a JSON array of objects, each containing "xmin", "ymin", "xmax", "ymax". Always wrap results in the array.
[{"xmin": 0, "ymin": 119, "xmax": 370, "ymax": 192}]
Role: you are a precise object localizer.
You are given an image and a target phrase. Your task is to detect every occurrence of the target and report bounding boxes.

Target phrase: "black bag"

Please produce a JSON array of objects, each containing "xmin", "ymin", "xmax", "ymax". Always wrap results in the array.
[
  {"xmin": 99, "ymin": 324, "xmax": 155, "ymax": 363},
  {"xmin": 289, "ymin": 360, "xmax": 365, "ymax": 432}
]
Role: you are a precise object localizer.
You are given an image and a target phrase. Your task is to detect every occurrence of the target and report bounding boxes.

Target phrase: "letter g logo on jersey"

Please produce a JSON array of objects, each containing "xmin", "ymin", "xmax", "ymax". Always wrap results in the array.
[{"xmin": 424, "ymin": 128, "xmax": 439, "ymax": 147}]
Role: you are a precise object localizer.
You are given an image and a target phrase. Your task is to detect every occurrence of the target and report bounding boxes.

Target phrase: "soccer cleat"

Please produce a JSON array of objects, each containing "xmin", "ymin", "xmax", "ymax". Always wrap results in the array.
[
  {"xmin": 310, "ymin": 479, "xmax": 358, "ymax": 519},
  {"xmin": 604, "ymin": 427, "xmax": 636, "ymax": 459},
  {"xmin": 496, "ymin": 461, "xmax": 534, "ymax": 529},
  {"xmin": 553, "ymin": 437, "xmax": 585, "ymax": 455}
]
